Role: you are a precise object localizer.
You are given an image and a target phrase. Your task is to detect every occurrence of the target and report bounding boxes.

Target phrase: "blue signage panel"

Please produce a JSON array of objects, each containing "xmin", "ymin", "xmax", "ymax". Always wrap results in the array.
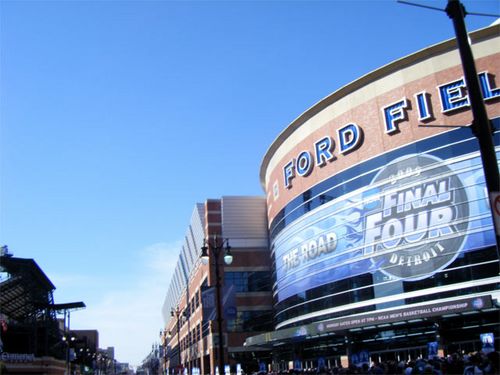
[
  {"xmin": 273, "ymin": 150, "xmax": 496, "ymax": 302},
  {"xmin": 293, "ymin": 359, "xmax": 301, "ymax": 371},
  {"xmin": 317, "ymin": 357, "xmax": 326, "ymax": 371},
  {"xmin": 351, "ymin": 350, "xmax": 370, "ymax": 368},
  {"xmin": 480, "ymin": 333, "xmax": 495, "ymax": 353},
  {"xmin": 202, "ymin": 285, "xmax": 236, "ymax": 320},
  {"xmin": 259, "ymin": 362, "xmax": 267, "ymax": 373},
  {"xmin": 427, "ymin": 342, "xmax": 438, "ymax": 359}
]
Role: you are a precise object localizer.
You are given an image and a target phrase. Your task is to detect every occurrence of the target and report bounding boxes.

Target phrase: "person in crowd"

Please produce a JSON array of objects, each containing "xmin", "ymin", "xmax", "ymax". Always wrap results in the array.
[{"xmin": 253, "ymin": 350, "xmax": 500, "ymax": 375}]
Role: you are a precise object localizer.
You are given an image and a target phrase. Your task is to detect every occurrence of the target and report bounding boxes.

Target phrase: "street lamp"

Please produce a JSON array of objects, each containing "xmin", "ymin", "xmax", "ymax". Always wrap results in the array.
[
  {"xmin": 200, "ymin": 235, "xmax": 233, "ymax": 375},
  {"xmin": 171, "ymin": 307, "xmax": 184, "ymax": 374},
  {"xmin": 62, "ymin": 334, "xmax": 76, "ymax": 375},
  {"xmin": 445, "ymin": 0, "xmax": 500, "ymax": 252},
  {"xmin": 160, "ymin": 329, "xmax": 168, "ymax": 375},
  {"xmin": 151, "ymin": 343, "xmax": 160, "ymax": 375},
  {"xmin": 166, "ymin": 330, "xmax": 173, "ymax": 373}
]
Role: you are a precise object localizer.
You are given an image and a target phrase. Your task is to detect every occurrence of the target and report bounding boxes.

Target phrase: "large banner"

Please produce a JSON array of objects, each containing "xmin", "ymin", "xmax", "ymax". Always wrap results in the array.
[
  {"xmin": 202, "ymin": 285, "xmax": 236, "ymax": 320},
  {"xmin": 273, "ymin": 151, "xmax": 496, "ymax": 302}
]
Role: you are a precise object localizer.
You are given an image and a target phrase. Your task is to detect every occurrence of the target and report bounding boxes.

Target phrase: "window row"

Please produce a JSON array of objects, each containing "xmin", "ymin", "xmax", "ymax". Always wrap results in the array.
[
  {"xmin": 226, "ymin": 310, "xmax": 274, "ymax": 332},
  {"xmin": 274, "ymin": 247, "xmax": 499, "ymax": 326},
  {"xmin": 225, "ymin": 271, "xmax": 272, "ymax": 293}
]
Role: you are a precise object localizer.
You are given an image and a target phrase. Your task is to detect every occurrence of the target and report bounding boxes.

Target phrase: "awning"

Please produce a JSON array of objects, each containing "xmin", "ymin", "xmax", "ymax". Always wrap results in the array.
[{"xmin": 244, "ymin": 295, "xmax": 494, "ymax": 348}]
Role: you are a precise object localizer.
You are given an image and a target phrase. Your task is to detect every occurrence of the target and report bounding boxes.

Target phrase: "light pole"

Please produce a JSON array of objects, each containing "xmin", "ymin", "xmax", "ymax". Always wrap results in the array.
[
  {"xmin": 171, "ymin": 307, "xmax": 184, "ymax": 375},
  {"xmin": 62, "ymin": 334, "xmax": 76, "ymax": 375},
  {"xmin": 200, "ymin": 235, "xmax": 233, "ymax": 375},
  {"xmin": 445, "ymin": 0, "xmax": 500, "ymax": 252},
  {"xmin": 151, "ymin": 343, "xmax": 160, "ymax": 375},
  {"xmin": 160, "ymin": 329, "xmax": 167, "ymax": 375},
  {"xmin": 166, "ymin": 330, "xmax": 172, "ymax": 374}
]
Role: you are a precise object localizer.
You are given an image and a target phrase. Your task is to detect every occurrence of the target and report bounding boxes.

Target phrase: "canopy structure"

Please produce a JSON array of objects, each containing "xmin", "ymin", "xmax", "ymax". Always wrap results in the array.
[
  {"xmin": 49, "ymin": 302, "xmax": 86, "ymax": 312},
  {"xmin": 245, "ymin": 295, "xmax": 496, "ymax": 348},
  {"xmin": 0, "ymin": 256, "xmax": 56, "ymax": 321}
]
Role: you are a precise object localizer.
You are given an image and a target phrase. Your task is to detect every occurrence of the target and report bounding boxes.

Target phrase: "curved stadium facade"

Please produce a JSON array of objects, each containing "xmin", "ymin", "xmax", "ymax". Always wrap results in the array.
[{"xmin": 248, "ymin": 23, "xmax": 500, "ymax": 363}]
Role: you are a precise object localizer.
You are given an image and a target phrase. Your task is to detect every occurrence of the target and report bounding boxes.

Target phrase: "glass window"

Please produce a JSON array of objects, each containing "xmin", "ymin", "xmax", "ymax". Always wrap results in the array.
[
  {"xmin": 225, "ymin": 271, "xmax": 272, "ymax": 292},
  {"xmin": 226, "ymin": 310, "xmax": 274, "ymax": 332}
]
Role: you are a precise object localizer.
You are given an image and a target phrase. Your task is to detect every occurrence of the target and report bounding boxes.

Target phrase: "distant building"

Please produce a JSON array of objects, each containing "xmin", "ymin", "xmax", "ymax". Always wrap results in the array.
[
  {"xmin": 105, "ymin": 346, "xmax": 115, "ymax": 359},
  {"xmin": 73, "ymin": 329, "xmax": 99, "ymax": 352},
  {"xmin": 0, "ymin": 249, "xmax": 110, "ymax": 375},
  {"xmin": 0, "ymin": 253, "xmax": 59, "ymax": 355},
  {"xmin": 0, "ymin": 252, "xmax": 67, "ymax": 374}
]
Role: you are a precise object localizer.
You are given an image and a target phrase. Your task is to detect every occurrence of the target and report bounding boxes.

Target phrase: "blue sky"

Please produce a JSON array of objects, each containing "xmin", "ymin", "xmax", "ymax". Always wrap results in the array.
[{"xmin": 1, "ymin": 0, "xmax": 499, "ymax": 368}]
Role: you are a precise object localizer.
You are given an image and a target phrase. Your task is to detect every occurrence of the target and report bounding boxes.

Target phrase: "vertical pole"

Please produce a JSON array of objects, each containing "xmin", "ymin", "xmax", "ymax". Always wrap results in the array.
[
  {"xmin": 446, "ymin": 0, "xmax": 500, "ymax": 251},
  {"xmin": 177, "ymin": 312, "xmax": 181, "ymax": 375},
  {"xmin": 434, "ymin": 322, "xmax": 442, "ymax": 356},
  {"xmin": 64, "ymin": 310, "xmax": 68, "ymax": 375},
  {"xmin": 67, "ymin": 311, "xmax": 71, "ymax": 375},
  {"xmin": 344, "ymin": 335, "xmax": 351, "ymax": 369},
  {"xmin": 214, "ymin": 242, "xmax": 225, "ymax": 375}
]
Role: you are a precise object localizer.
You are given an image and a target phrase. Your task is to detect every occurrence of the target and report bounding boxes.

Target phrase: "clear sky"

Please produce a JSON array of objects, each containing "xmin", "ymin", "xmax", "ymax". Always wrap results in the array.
[{"xmin": 1, "ymin": 0, "xmax": 499, "ymax": 368}]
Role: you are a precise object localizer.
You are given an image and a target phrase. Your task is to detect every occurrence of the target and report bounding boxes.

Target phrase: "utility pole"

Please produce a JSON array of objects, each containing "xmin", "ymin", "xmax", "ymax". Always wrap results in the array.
[
  {"xmin": 446, "ymin": 0, "xmax": 500, "ymax": 251},
  {"xmin": 201, "ymin": 236, "xmax": 233, "ymax": 375}
]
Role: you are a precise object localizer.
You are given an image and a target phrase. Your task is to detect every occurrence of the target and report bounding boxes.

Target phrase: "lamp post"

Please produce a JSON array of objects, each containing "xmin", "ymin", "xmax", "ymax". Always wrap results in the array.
[
  {"xmin": 200, "ymin": 235, "xmax": 233, "ymax": 375},
  {"xmin": 171, "ymin": 307, "xmax": 184, "ymax": 374},
  {"xmin": 62, "ymin": 334, "xmax": 76, "ymax": 375},
  {"xmin": 151, "ymin": 343, "xmax": 160, "ymax": 375},
  {"xmin": 160, "ymin": 329, "xmax": 167, "ymax": 375},
  {"xmin": 166, "ymin": 330, "xmax": 173, "ymax": 374},
  {"xmin": 445, "ymin": 0, "xmax": 500, "ymax": 251}
]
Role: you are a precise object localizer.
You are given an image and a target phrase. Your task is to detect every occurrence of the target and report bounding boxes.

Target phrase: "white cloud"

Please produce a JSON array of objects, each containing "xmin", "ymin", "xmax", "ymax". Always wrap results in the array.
[
  {"xmin": 50, "ymin": 273, "xmax": 97, "ymax": 288},
  {"xmin": 67, "ymin": 241, "xmax": 181, "ymax": 368}
]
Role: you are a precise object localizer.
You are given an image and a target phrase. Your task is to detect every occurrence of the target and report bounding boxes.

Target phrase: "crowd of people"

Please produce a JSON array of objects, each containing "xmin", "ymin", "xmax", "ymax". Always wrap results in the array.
[
  {"xmin": 262, "ymin": 351, "xmax": 499, "ymax": 375},
  {"xmin": 332, "ymin": 351, "xmax": 499, "ymax": 374}
]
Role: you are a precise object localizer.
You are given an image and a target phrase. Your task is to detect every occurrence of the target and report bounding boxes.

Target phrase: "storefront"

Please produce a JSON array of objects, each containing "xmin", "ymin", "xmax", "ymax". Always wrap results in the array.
[{"xmin": 0, "ymin": 354, "xmax": 66, "ymax": 375}]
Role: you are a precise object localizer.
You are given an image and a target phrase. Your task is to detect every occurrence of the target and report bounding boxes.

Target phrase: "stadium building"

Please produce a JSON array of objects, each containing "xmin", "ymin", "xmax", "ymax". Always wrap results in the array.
[{"xmin": 246, "ymin": 23, "xmax": 500, "ymax": 368}]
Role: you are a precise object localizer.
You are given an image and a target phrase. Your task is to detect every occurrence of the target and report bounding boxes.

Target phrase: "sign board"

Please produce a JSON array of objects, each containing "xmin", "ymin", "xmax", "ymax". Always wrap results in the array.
[
  {"xmin": 351, "ymin": 351, "xmax": 370, "ymax": 368},
  {"xmin": 427, "ymin": 342, "xmax": 438, "ymax": 359},
  {"xmin": 202, "ymin": 285, "xmax": 236, "ymax": 321},
  {"xmin": 259, "ymin": 362, "xmax": 267, "ymax": 373},
  {"xmin": 480, "ymin": 333, "xmax": 495, "ymax": 353},
  {"xmin": 324, "ymin": 296, "xmax": 490, "ymax": 332},
  {"xmin": 359, "ymin": 351, "xmax": 370, "ymax": 367},
  {"xmin": 340, "ymin": 356, "xmax": 349, "ymax": 369},
  {"xmin": 0, "ymin": 353, "xmax": 35, "ymax": 363},
  {"xmin": 317, "ymin": 357, "xmax": 326, "ymax": 371},
  {"xmin": 245, "ymin": 296, "xmax": 491, "ymax": 347},
  {"xmin": 279, "ymin": 72, "xmax": 500, "ymax": 193},
  {"xmin": 293, "ymin": 359, "xmax": 301, "ymax": 371}
]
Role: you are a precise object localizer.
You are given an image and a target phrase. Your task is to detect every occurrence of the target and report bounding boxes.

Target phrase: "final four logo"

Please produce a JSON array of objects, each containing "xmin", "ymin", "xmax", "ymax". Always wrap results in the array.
[{"xmin": 363, "ymin": 154, "xmax": 469, "ymax": 280}]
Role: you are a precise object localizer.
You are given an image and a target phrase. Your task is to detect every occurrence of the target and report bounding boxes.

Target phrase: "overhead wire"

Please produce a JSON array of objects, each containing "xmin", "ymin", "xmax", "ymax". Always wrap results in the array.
[{"xmin": 397, "ymin": 0, "xmax": 500, "ymax": 18}]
